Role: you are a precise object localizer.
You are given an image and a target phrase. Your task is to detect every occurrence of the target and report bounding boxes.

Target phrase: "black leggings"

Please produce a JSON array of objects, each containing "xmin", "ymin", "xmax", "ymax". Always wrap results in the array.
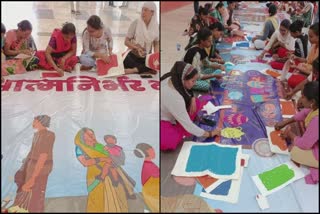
[{"xmin": 123, "ymin": 51, "xmax": 150, "ymax": 74}]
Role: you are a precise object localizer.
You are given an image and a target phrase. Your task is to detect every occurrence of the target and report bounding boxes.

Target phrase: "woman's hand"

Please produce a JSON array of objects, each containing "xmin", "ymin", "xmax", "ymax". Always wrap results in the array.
[
  {"xmin": 137, "ymin": 48, "xmax": 146, "ymax": 58},
  {"xmin": 20, "ymin": 49, "xmax": 32, "ymax": 56},
  {"xmin": 56, "ymin": 68, "xmax": 64, "ymax": 77},
  {"xmin": 272, "ymin": 54, "xmax": 279, "ymax": 60},
  {"xmin": 274, "ymin": 121, "xmax": 286, "ymax": 130},
  {"xmin": 219, "ymin": 64, "xmax": 226, "ymax": 71},
  {"xmin": 211, "ymin": 128, "xmax": 221, "ymax": 137},
  {"xmin": 257, "ymin": 53, "xmax": 264, "ymax": 60},
  {"xmin": 285, "ymin": 91, "xmax": 294, "ymax": 100},
  {"xmin": 101, "ymin": 54, "xmax": 111, "ymax": 64},
  {"xmin": 59, "ymin": 57, "xmax": 66, "ymax": 70},
  {"xmin": 189, "ymin": 97, "xmax": 197, "ymax": 115}
]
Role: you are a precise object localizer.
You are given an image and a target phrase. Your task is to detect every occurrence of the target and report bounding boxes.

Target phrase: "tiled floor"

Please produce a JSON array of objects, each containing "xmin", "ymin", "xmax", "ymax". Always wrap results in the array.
[
  {"xmin": 1, "ymin": 1, "xmax": 159, "ymax": 56},
  {"xmin": 160, "ymin": 1, "xmax": 212, "ymax": 75}
]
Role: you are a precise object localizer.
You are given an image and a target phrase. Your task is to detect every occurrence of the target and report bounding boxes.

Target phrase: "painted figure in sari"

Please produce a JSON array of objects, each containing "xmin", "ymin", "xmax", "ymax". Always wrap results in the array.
[
  {"xmin": 35, "ymin": 22, "xmax": 78, "ymax": 76},
  {"xmin": 134, "ymin": 143, "xmax": 159, "ymax": 212},
  {"xmin": 74, "ymin": 128, "xmax": 136, "ymax": 212},
  {"xmin": 3, "ymin": 20, "xmax": 39, "ymax": 71},
  {"xmin": 12, "ymin": 115, "xmax": 55, "ymax": 212},
  {"xmin": 99, "ymin": 135, "xmax": 125, "ymax": 182},
  {"xmin": 123, "ymin": 2, "xmax": 159, "ymax": 74}
]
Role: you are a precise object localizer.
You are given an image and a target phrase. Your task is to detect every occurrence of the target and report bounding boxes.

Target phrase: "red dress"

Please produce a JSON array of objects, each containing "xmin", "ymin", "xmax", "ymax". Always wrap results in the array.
[{"xmin": 36, "ymin": 28, "xmax": 78, "ymax": 71}]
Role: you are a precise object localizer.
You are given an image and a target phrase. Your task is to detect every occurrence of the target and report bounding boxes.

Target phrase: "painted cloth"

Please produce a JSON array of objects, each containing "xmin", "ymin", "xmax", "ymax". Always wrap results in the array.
[
  {"xmin": 74, "ymin": 130, "xmax": 136, "ymax": 212},
  {"xmin": 35, "ymin": 28, "xmax": 78, "ymax": 71},
  {"xmin": 142, "ymin": 176, "xmax": 159, "ymax": 212},
  {"xmin": 13, "ymin": 130, "xmax": 55, "ymax": 213}
]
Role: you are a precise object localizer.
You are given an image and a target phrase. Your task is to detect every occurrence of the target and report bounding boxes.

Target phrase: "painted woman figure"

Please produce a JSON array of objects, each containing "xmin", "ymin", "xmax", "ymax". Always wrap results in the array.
[
  {"xmin": 134, "ymin": 143, "xmax": 159, "ymax": 212},
  {"xmin": 74, "ymin": 128, "xmax": 136, "ymax": 212},
  {"xmin": 13, "ymin": 115, "xmax": 55, "ymax": 212}
]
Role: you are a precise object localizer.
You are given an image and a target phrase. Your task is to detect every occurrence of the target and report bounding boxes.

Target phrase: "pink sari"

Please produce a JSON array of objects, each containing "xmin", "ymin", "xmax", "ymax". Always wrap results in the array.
[{"xmin": 160, "ymin": 98, "xmax": 205, "ymax": 151}]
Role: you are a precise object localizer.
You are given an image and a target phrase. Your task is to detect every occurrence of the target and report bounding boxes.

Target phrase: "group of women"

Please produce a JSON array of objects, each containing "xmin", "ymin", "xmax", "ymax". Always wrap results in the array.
[
  {"xmin": 161, "ymin": 1, "xmax": 319, "ymax": 185},
  {"xmin": 1, "ymin": 2, "xmax": 159, "ymax": 78}
]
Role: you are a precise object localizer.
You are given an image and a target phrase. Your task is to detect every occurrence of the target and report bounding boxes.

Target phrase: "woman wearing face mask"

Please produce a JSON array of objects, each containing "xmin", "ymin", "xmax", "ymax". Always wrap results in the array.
[
  {"xmin": 35, "ymin": 22, "xmax": 78, "ymax": 76},
  {"xmin": 123, "ymin": 2, "xmax": 159, "ymax": 75},
  {"xmin": 79, "ymin": 15, "xmax": 113, "ymax": 71},
  {"xmin": 257, "ymin": 19, "xmax": 295, "ymax": 62},
  {"xmin": 160, "ymin": 61, "xmax": 221, "ymax": 151},
  {"xmin": 4, "ymin": 20, "xmax": 38, "ymax": 71}
]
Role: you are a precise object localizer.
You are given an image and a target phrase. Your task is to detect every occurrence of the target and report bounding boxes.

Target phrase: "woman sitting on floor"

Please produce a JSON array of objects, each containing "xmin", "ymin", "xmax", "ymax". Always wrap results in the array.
[
  {"xmin": 123, "ymin": 2, "xmax": 159, "ymax": 74},
  {"xmin": 183, "ymin": 27, "xmax": 224, "ymax": 91},
  {"xmin": 252, "ymin": 4, "xmax": 279, "ymax": 49},
  {"xmin": 222, "ymin": 1, "xmax": 244, "ymax": 37},
  {"xmin": 291, "ymin": 1, "xmax": 314, "ymax": 27},
  {"xmin": 185, "ymin": 6, "xmax": 210, "ymax": 50},
  {"xmin": 269, "ymin": 20, "xmax": 309, "ymax": 71},
  {"xmin": 185, "ymin": 22, "xmax": 225, "ymax": 64},
  {"xmin": 35, "ymin": 22, "xmax": 78, "ymax": 76},
  {"xmin": 79, "ymin": 15, "xmax": 113, "ymax": 71},
  {"xmin": 286, "ymin": 22, "xmax": 319, "ymax": 89},
  {"xmin": 160, "ymin": 61, "xmax": 221, "ymax": 151},
  {"xmin": 3, "ymin": 20, "xmax": 39, "ymax": 71},
  {"xmin": 257, "ymin": 19, "xmax": 295, "ymax": 64},
  {"xmin": 207, "ymin": 22, "xmax": 225, "ymax": 64},
  {"xmin": 275, "ymin": 81, "xmax": 319, "ymax": 185},
  {"xmin": 285, "ymin": 57, "xmax": 319, "ymax": 101}
]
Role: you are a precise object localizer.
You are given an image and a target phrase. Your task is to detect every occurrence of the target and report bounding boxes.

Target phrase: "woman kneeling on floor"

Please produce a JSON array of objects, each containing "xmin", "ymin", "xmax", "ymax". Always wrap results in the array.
[{"xmin": 160, "ymin": 61, "xmax": 221, "ymax": 151}]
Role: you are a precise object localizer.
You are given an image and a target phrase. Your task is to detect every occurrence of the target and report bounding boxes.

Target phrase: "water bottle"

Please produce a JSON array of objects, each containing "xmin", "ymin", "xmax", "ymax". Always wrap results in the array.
[{"xmin": 176, "ymin": 43, "xmax": 181, "ymax": 51}]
